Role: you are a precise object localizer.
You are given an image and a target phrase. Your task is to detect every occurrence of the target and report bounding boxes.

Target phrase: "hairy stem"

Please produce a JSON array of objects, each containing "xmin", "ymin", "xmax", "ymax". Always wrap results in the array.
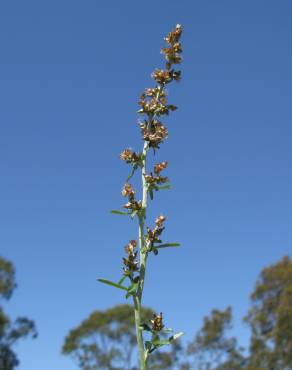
[
  {"xmin": 134, "ymin": 85, "xmax": 164, "ymax": 369},
  {"xmin": 133, "ymin": 140, "xmax": 149, "ymax": 370}
]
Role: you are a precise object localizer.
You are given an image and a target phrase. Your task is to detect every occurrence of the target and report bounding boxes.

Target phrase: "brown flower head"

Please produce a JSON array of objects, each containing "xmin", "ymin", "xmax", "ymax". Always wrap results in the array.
[
  {"xmin": 123, "ymin": 240, "xmax": 139, "ymax": 275},
  {"xmin": 138, "ymin": 89, "xmax": 172, "ymax": 117},
  {"xmin": 152, "ymin": 69, "xmax": 173, "ymax": 85},
  {"xmin": 122, "ymin": 183, "xmax": 135, "ymax": 198},
  {"xmin": 120, "ymin": 149, "xmax": 140, "ymax": 164},
  {"xmin": 122, "ymin": 184, "xmax": 142, "ymax": 211},
  {"xmin": 144, "ymin": 173, "xmax": 169, "ymax": 187},
  {"xmin": 140, "ymin": 119, "xmax": 168, "ymax": 149},
  {"xmin": 151, "ymin": 312, "xmax": 164, "ymax": 332},
  {"xmin": 162, "ymin": 24, "xmax": 183, "ymax": 70},
  {"xmin": 154, "ymin": 161, "xmax": 168, "ymax": 175},
  {"xmin": 155, "ymin": 215, "xmax": 166, "ymax": 228},
  {"xmin": 164, "ymin": 24, "xmax": 182, "ymax": 45},
  {"xmin": 146, "ymin": 215, "xmax": 166, "ymax": 248}
]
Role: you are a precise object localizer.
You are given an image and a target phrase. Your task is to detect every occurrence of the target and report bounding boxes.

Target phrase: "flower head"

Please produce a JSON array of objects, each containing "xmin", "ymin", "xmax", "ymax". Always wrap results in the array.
[
  {"xmin": 155, "ymin": 215, "xmax": 166, "ymax": 228},
  {"xmin": 146, "ymin": 215, "xmax": 166, "ymax": 248},
  {"xmin": 122, "ymin": 183, "xmax": 135, "ymax": 198},
  {"xmin": 120, "ymin": 149, "xmax": 140, "ymax": 164},
  {"xmin": 121, "ymin": 183, "xmax": 141, "ymax": 211},
  {"xmin": 151, "ymin": 312, "xmax": 164, "ymax": 332},
  {"xmin": 123, "ymin": 240, "xmax": 139, "ymax": 275},
  {"xmin": 140, "ymin": 119, "xmax": 168, "ymax": 149},
  {"xmin": 162, "ymin": 24, "xmax": 183, "ymax": 70},
  {"xmin": 154, "ymin": 161, "xmax": 168, "ymax": 175}
]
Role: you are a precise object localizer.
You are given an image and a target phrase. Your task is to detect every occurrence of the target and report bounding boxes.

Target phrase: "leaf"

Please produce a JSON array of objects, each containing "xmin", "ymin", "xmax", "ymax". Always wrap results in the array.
[
  {"xmin": 97, "ymin": 278, "xmax": 128, "ymax": 291},
  {"xmin": 169, "ymin": 332, "xmax": 184, "ymax": 342},
  {"xmin": 149, "ymin": 189, "xmax": 154, "ymax": 200},
  {"xmin": 156, "ymin": 184, "xmax": 171, "ymax": 190},
  {"xmin": 125, "ymin": 282, "xmax": 138, "ymax": 299},
  {"xmin": 150, "ymin": 332, "xmax": 184, "ymax": 350},
  {"xmin": 155, "ymin": 243, "xmax": 181, "ymax": 249},
  {"xmin": 118, "ymin": 276, "xmax": 127, "ymax": 285},
  {"xmin": 126, "ymin": 164, "xmax": 138, "ymax": 182},
  {"xmin": 153, "ymin": 339, "xmax": 171, "ymax": 347},
  {"xmin": 111, "ymin": 210, "xmax": 130, "ymax": 216},
  {"xmin": 161, "ymin": 327, "xmax": 173, "ymax": 333}
]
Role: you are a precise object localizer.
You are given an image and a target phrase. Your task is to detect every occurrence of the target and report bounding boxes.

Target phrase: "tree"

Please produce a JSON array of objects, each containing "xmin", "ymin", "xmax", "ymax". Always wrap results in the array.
[
  {"xmin": 187, "ymin": 307, "xmax": 245, "ymax": 370},
  {"xmin": 245, "ymin": 255, "xmax": 292, "ymax": 370},
  {"xmin": 0, "ymin": 256, "xmax": 37, "ymax": 370},
  {"xmin": 62, "ymin": 304, "xmax": 187, "ymax": 370},
  {"xmin": 187, "ymin": 256, "xmax": 292, "ymax": 370}
]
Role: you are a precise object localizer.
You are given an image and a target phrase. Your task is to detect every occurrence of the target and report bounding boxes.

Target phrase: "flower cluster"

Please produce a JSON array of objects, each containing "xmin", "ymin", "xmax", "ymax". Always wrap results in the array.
[
  {"xmin": 161, "ymin": 24, "xmax": 183, "ymax": 70},
  {"xmin": 146, "ymin": 215, "xmax": 166, "ymax": 249},
  {"xmin": 154, "ymin": 161, "xmax": 168, "ymax": 175},
  {"xmin": 151, "ymin": 312, "xmax": 164, "ymax": 332},
  {"xmin": 137, "ymin": 24, "xmax": 182, "ymax": 155},
  {"xmin": 151, "ymin": 69, "xmax": 181, "ymax": 84},
  {"xmin": 140, "ymin": 119, "xmax": 168, "ymax": 149},
  {"xmin": 122, "ymin": 183, "xmax": 141, "ymax": 211},
  {"xmin": 144, "ymin": 161, "xmax": 169, "ymax": 189},
  {"xmin": 120, "ymin": 148, "xmax": 141, "ymax": 165},
  {"xmin": 138, "ymin": 90, "xmax": 177, "ymax": 117},
  {"xmin": 123, "ymin": 240, "xmax": 139, "ymax": 277}
]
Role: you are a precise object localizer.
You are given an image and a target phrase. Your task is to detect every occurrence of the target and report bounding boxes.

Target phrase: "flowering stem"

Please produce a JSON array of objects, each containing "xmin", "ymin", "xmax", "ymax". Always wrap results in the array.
[{"xmin": 118, "ymin": 25, "xmax": 183, "ymax": 370}]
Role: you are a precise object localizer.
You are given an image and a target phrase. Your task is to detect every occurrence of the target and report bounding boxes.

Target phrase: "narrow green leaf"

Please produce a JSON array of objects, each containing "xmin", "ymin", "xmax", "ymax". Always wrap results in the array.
[
  {"xmin": 161, "ymin": 327, "xmax": 173, "ymax": 333},
  {"xmin": 97, "ymin": 278, "xmax": 128, "ymax": 291},
  {"xmin": 169, "ymin": 332, "xmax": 184, "ymax": 342},
  {"xmin": 126, "ymin": 164, "xmax": 138, "ymax": 182},
  {"xmin": 149, "ymin": 189, "xmax": 154, "ymax": 200},
  {"xmin": 118, "ymin": 276, "xmax": 127, "ymax": 285},
  {"xmin": 125, "ymin": 282, "xmax": 138, "ymax": 299},
  {"xmin": 156, "ymin": 243, "xmax": 181, "ymax": 249},
  {"xmin": 111, "ymin": 210, "xmax": 130, "ymax": 216},
  {"xmin": 156, "ymin": 184, "xmax": 171, "ymax": 190},
  {"xmin": 153, "ymin": 339, "xmax": 170, "ymax": 346}
]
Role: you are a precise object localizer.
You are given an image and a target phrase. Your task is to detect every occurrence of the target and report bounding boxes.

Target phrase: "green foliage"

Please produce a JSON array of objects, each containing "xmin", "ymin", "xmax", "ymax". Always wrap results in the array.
[
  {"xmin": 245, "ymin": 255, "xmax": 292, "ymax": 369},
  {"xmin": 0, "ymin": 256, "xmax": 37, "ymax": 370},
  {"xmin": 0, "ymin": 257, "xmax": 16, "ymax": 300},
  {"xmin": 188, "ymin": 307, "xmax": 244, "ymax": 370},
  {"xmin": 186, "ymin": 256, "xmax": 292, "ymax": 370}
]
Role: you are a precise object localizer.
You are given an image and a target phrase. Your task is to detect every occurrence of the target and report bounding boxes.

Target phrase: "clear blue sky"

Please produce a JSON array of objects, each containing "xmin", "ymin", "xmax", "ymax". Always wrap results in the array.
[{"xmin": 1, "ymin": 1, "xmax": 291, "ymax": 369}]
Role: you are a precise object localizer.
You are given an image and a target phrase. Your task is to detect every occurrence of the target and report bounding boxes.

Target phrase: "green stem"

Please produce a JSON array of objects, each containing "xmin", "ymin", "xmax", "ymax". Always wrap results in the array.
[
  {"xmin": 133, "ymin": 140, "xmax": 149, "ymax": 370},
  {"xmin": 133, "ymin": 85, "xmax": 163, "ymax": 369}
]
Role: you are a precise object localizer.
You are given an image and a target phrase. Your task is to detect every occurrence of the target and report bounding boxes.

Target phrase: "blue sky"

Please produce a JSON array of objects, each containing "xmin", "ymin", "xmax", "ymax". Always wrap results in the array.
[{"xmin": 0, "ymin": 0, "xmax": 291, "ymax": 369}]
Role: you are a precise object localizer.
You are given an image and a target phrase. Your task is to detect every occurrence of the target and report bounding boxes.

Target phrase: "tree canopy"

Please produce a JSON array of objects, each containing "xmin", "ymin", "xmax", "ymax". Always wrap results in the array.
[
  {"xmin": 245, "ymin": 255, "xmax": 292, "ymax": 369},
  {"xmin": 187, "ymin": 255, "xmax": 292, "ymax": 370},
  {"xmin": 0, "ymin": 256, "xmax": 37, "ymax": 370}
]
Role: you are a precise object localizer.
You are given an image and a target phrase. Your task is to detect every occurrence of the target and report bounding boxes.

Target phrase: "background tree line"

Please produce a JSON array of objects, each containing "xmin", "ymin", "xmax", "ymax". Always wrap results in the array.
[{"xmin": 1, "ymin": 255, "xmax": 291, "ymax": 369}]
